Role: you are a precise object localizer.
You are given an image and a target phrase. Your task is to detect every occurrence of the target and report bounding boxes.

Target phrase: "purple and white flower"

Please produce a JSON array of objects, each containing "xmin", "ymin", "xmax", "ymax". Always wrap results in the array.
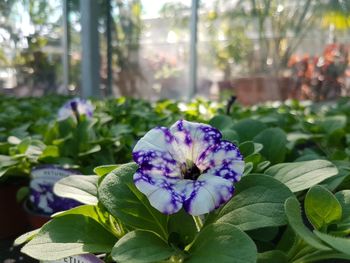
[
  {"xmin": 58, "ymin": 98, "xmax": 93, "ymax": 121},
  {"xmin": 133, "ymin": 120, "xmax": 244, "ymax": 216}
]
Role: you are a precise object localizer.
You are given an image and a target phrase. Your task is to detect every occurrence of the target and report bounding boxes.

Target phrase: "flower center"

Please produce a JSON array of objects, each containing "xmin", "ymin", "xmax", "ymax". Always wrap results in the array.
[{"xmin": 181, "ymin": 161, "xmax": 201, "ymax": 180}]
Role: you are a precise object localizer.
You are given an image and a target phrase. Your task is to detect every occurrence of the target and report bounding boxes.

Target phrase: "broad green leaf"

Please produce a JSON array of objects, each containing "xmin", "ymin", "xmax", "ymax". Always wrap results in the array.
[
  {"xmin": 211, "ymin": 175, "xmax": 293, "ymax": 231},
  {"xmin": 0, "ymin": 166, "xmax": 12, "ymax": 178},
  {"xmin": 187, "ymin": 223, "xmax": 257, "ymax": 263},
  {"xmin": 265, "ymin": 160, "xmax": 338, "ymax": 192},
  {"xmin": 314, "ymin": 231, "xmax": 350, "ymax": 256},
  {"xmin": 239, "ymin": 141, "xmax": 263, "ymax": 157},
  {"xmin": 257, "ymin": 250, "xmax": 288, "ymax": 263},
  {"xmin": 53, "ymin": 205, "xmax": 100, "ymax": 220},
  {"xmin": 98, "ymin": 163, "xmax": 169, "ymax": 238},
  {"xmin": 14, "ymin": 229, "xmax": 40, "ymax": 246},
  {"xmin": 284, "ymin": 197, "xmax": 331, "ymax": 251},
  {"xmin": 247, "ymin": 227, "xmax": 279, "ymax": 242},
  {"xmin": 209, "ymin": 115, "xmax": 233, "ymax": 131},
  {"xmin": 16, "ymin": 186, "xmax": 29, "ymax": 203},
  {"xmin": 335, "ymin": 190, "xmax": 350, "ymax": 220},
  {"xmin": 53, "ymin": 175, "xmax": 99, "ymax": 205},
  {"xmin": 305, "ymin": 186, "xmax": 342, "ymax": 230},
  {"xmin": 93, "ymin": 164, "xmax": 120, "ymax": 177},
  {"xmin": 221, "ymin": 129, "xmax": 239, "ymax": 143},
  {"xmin": 253, "ymin": 127, "xmax": 287, "ymax": 164},
  {"xmin": 243, "ymin": 162, "xmax": 254, "ymax": 176},
  {"xmin": 167, "ymin": 209, "xmax": 197, "ymax": 248},
  {"xmin": 112, "ymin": 230, "xmax": 174, "ymax": 263},
  {"xmin": 52, "ymin": 204, "xmax": 120, "ymax": 237},
  {"xmin": 21, "ymin": 214, "xmax": 117, "ymax": 260},
  {"xmin": 317, "ymin": 115, "xmax": 347, "ymax": 134},
  {"xmin": 39, "ymin": 145, "xmax": 59, "ymax": 160},
  {"xmin": 0, "ymin": 154, "xmax": 18, "ymax": 167},
  {"xmin": 296, "ymin": 250, "xmax": 350, "ymax": 262},
  {"xmin": 232, "ymin": 119, "xmax": 267, "ymax": 142},
  {"xmin": 78, "ymin": 144, "xmax": 101, "ymax": 157},
  {"xmin": 335, "ymin": 190, "xmax": 350, "ymax": 234}
]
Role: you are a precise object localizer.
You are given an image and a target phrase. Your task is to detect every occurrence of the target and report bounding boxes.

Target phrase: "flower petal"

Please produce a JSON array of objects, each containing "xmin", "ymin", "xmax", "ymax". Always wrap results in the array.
[
  {"xmin": 197, "ymin": 140, "xmax": 242, "ymax": 167},
  {"xmin": 58, "ymin": 98, "xmax": 93, "ymax": 120},
  {"xmin": 182, "ymin": 174, "xmax": 234, "ymax": 216},
  {"xmin": 134, "ymin": 169, "xmax": 183, "ymax": 214},
  {"xmin": 197, "ymin": 140, "xmax": 244, "ymax": 182},
  {"xmin": 133, "ymin": 127, "xmax": 181, "ymax": 178},
  {"xmin": 170, "ymin": 120, "xmax": 222, "ymax": 164},
  {"xmin": 207, "ymin": 160, "xmax": 244, "ymax": 182}
]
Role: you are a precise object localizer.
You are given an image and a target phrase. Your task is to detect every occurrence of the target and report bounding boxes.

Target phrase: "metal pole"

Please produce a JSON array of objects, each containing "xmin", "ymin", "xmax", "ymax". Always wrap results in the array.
[
  {"xmin": 80, "ymin": 0, "xmax": 100, "ymax": 98},
  {"xmin": 62, "ymin": 0, "xmax": 69, "ymax": 92},
  {"xmin": 106, "ymin": 0, "xmax": 112, "ymax": 96},
  {"xmin": 188, "ymin": 0, "xmax": 199, "ymax": 100}
]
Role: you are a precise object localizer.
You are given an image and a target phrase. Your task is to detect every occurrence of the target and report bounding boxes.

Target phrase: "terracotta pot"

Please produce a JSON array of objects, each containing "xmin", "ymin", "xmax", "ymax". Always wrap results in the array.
[
  {"xmin": 0, "ymin": 179, "xmax": 29, "ymax": 239},
  {"xmin": 218, "ymin": 76, "xmax": 292, "ymax": 105},
  {"xmin": 23, "ymin": 199, "xmax": 50, "ymax": 229}
]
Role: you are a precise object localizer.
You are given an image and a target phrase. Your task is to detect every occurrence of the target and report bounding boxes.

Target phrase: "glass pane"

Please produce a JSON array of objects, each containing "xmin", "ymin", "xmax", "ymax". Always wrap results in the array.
[
  {"xmin": 0, "ymin": 0, "xmax": 63, "ymax": 96},
  {"xmin": 108, "ymin": 0, "xmax": 190, "ymax": 99},
  {"xmin": 197, "ymin": 0, "xmax": 350, "ymax": 104}
]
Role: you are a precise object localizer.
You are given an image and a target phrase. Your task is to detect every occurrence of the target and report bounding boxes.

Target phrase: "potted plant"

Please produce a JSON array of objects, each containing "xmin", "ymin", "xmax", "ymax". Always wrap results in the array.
[
  {"xmin": 15, "ymin": 120, "xmax": 350, "ymax": 262},
  {"xmin": 20, "ymin": 98, "xmax": 109, "ymax": 228}
]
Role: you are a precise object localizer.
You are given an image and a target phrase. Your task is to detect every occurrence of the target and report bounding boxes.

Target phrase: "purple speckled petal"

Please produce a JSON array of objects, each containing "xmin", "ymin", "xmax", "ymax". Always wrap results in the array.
[
  {"xmin": 196, "ymin": 140, "xmax": 244, "ymax": 182},
  {"xmin": 182, "ymin": 174, "xmax": 234, "ymax": 216},
  {"xmin": 133, "ymin": 127, "xmax": 182, "ymax": 177},
  {"xmin": 134, "ymin": 169, "xmax": 183, "ymax": 214},
  {"xmin": 170, "ymin": 120, "xmax": 222, "ymax": 165}
]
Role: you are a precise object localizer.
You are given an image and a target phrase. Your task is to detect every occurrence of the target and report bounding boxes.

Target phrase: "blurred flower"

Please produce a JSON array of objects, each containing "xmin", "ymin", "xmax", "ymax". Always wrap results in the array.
[
  {"xmin": 58, "ymin": 98, "xmax": 93, "ymax": 121},
  {"xmin": 133, "ymin": 120, "xmax": 244, "ymax": 216}
]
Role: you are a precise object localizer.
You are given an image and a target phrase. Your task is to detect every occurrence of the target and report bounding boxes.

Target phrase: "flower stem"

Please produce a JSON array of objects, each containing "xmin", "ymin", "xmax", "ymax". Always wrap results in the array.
[{"xmin": 193, "ymin": 216, "xmax": 203, "ymax": 232}]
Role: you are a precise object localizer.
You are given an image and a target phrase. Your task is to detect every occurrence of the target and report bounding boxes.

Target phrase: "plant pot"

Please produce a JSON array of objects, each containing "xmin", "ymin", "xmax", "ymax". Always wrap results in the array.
[
  {"xmin": 24, "ymin": 165, "xmax": 82, "ymax": 229},
  {"xmin": 0, "ymin": 179, "xmax": 29, "ymax": 239},
  {"xmin": 23, "ymin": 199, "xmax": 51, "ymax": 229},
  {"xmin": 218, "ymin": 76, "xmax": 292, "ymax": 105}
]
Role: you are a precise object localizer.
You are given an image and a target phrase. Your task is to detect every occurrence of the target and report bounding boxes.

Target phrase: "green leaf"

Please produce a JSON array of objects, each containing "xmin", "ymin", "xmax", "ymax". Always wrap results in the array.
[
  {"xmin": 21, "ymin": 214, "xmax": 117, "ymax": 260},
  {"xmin": 221, "ymin": 129, "xmax": 239, "ymax": 143},
  {"xmin": 53, "ymin": 205, "xmax": 100, "ymax": 220},
  {"xmin": 335, "ymin": 190, "xmax": 350, "ymax": 220},
  {"xmin": 257, "ymin": 250, "xmax": 288, "ymax": 263},
  {"xmin": 239, "ymin": 141, "xmax": 263, "ymax": 157},
  {"xmin": 14, "ymin": 229, "xmax": 40, "ymax": 246},
  {"xmin": 334, "ymin": 190, "xmax": 350, "ymax": 235},
  {"xmin": 187, "ymin": 223, "xmax": 257, "ymax": 263},
  {"xmin": 314, "ymin": 231, "xmax": 350, "ymax": 256},
  {"xmin": 265, "ymin": 160, "xmax": 338, "ymax": 192},
  {"xmin": 247, "ymin": 227, "xmax": 279, "ymax": 242},
  {"xmin": 52, "ymin": 204, "xmax": 119, "ymax": 237},
  {"xmin": 112, "ymin": 230, "xmax": 174, "ymax": 263},
  {"xmin": 39, "ymin": 145, "xmax": 59, "ymax": 160},
  {"xmin": 53, "ymin": 175, "xmax": 99, "ymax": 205},
  {"xmin": 284, "ymin": 197, "xmax": 331, "ymax": 251},
  {"xmin": 232, "ymin": 119, "xmax": 267, "ymax": 142},
  {"xmin": 317, "ymin": 115, "xmax": 347, "ymax": 134},
  {"xmin": 98, "ymin": 163, "xmax": 169, "ymax": 238},
  {"xmin": 210, "ymin": 174, "xmax": 293, "ymax": 231},
  {"xmin": 16, "ymin": 186, "xmax": 29, "ymax": 203},
  {"xmin": 0, "ymin": 154, "xmax": 18, "ymax": 167},
  {"xmin": 78, "ymin": 144, "xmax": 101, "ymax": 157},
  {"xmin": 253, "ymin": 127, "xmax": 287, "ymax": 164},
  {"xmin": 167, "ymin": 209, "xmax": 197, "ymax": 248},
  {"xmin": 93, "ymin": 164, "xmax": 120, "ymax": 176},
  {"xmin": 209, "ymin": 115, "xmax": 233, "ymax": 131},
  {"xmin": 305, "ymin": 185, "xmax": 342, "ymax": 230}
]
